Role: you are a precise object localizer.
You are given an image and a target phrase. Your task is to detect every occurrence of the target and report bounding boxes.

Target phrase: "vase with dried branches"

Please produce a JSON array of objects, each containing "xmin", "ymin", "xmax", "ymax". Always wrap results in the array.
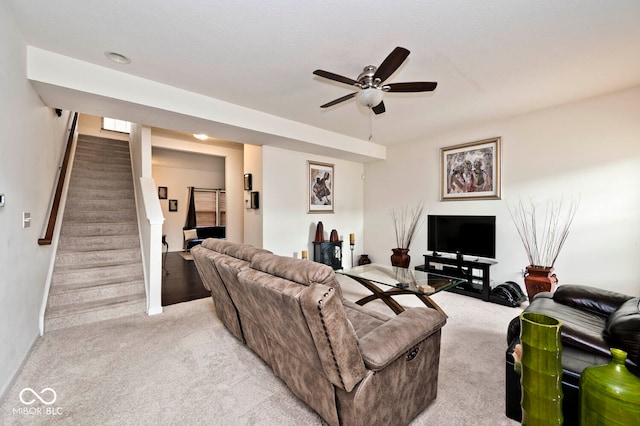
[
  {"xmin": 508, "ymin": 196, "xmax": 579, "ymax": 301},
  {"xmin": 391, "ymin": 201, "xmax": 425, "ymax": 268}
]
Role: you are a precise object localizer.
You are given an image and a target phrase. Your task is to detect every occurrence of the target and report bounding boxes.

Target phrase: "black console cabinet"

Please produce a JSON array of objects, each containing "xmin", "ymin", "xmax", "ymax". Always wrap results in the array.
[
  {"xmin": 313, "ymin": 241, "xmax": 343, "ymax": 270},
  {"xmin": 416, "ymin": 254, "xmax": 495, "ymax": 301}
]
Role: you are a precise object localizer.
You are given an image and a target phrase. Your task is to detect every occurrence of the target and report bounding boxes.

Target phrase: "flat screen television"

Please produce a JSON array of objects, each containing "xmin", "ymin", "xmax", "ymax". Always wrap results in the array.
[{"xmin": 427, "ymin": 215, "xmax": 496, "ymax": 259}]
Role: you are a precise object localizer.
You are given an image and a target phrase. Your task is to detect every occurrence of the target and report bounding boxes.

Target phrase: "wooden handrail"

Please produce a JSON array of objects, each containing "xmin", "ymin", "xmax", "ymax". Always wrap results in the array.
[{"xmin": 38, "ymin": 112, "xmax": 78, "ymax": 245}]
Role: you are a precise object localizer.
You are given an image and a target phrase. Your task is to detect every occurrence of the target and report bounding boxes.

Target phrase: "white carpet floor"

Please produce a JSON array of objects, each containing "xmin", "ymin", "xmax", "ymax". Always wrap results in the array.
[{"xmin": 1, "ymin": 277, "xmax": 523, "ymax": 425}]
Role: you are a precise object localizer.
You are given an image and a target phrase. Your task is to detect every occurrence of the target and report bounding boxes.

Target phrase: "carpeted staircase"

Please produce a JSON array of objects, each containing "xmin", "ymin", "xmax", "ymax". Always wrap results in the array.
[{"xmin": 45, "ymin": 135, "xmax": 146, "ymax": 331}]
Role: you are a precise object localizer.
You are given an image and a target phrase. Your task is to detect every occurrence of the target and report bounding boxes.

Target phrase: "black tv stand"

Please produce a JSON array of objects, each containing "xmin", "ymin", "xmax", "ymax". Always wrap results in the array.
[{"xmin": 416, "ymin": 253, "xmax": 496, "ymax": 302}]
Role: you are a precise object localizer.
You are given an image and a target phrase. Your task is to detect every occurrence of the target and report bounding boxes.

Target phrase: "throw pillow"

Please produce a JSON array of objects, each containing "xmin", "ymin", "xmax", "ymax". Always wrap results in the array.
[{"xmin": 183, "ymin": 229, "xmax": 198, "ymax": 240}]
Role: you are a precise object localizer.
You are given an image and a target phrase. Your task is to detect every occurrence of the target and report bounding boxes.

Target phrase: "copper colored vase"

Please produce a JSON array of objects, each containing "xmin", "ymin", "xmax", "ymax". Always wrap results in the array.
[
  {"xmin": 390, "ymin": 248, "xmax": 410, "ymax": 268},
  {"xmin": 329, "ymin": 229, "xmax": 339, "ymax": 242},
  {"xmin": 314, "ymin": 221, "xmax": 324, "ymax": 242},
  {"xmin": 524, "ymin": 266, "xmax": 558, "ymax": 302},
  {"xmin": 358, "ymin": 254, "xmax": 371, "ymax": 265}
]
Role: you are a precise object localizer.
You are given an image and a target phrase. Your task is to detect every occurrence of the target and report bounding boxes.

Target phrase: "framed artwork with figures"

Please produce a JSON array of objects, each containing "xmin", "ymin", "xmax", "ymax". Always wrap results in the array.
[
  {"xmin": 441, "ymin": 137, "xmax": 501, "ymax": 201},
  {"xmin": 308, "ymin": 161, "xmax": 334, "ymax": 213}
]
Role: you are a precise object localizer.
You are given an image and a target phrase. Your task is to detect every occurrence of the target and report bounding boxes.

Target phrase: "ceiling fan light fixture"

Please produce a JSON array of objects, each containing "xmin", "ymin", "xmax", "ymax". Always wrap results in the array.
[{"xmin": 356, "ymin": 88, "xmax": 384, "ymax": 108}]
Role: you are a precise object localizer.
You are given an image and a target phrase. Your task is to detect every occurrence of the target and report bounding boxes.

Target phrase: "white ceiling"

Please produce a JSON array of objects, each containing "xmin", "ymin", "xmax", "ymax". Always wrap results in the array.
[{"xmin": 7, "ymin": 0, "xmax": 640, "ymax": 150}]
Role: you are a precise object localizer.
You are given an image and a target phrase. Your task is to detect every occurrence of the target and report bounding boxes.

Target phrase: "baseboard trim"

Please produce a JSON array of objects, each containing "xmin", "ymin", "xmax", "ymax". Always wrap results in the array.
[
  {"xmin": 148, "ymin": 306, "xmax": 163, "ymax": 316},
  {"xmin": 0, "ymin": 331, "xmax": 40, "ymax": 406}
]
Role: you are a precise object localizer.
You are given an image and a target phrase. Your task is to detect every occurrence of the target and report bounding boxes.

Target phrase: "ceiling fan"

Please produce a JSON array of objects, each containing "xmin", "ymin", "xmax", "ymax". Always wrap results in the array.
[{"xmin": 313, "ymin": 46, "xmax": 437, "ymax": 115}]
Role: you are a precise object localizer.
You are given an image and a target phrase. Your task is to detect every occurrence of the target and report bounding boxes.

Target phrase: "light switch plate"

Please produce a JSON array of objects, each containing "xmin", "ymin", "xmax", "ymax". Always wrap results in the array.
[{"xmin": 23, "ymin": 212, "xmax": 31, "ymax": 228}]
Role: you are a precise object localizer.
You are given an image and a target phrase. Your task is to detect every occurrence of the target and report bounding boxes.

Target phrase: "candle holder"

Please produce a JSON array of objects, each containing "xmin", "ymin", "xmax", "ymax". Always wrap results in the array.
[
  {"xmin": 349, "ymin": 233, "xmax": 355, "ymax": 267},
  {"xmin": 350, "ymin": 243, "xmax": 355, "ymax": 267}
]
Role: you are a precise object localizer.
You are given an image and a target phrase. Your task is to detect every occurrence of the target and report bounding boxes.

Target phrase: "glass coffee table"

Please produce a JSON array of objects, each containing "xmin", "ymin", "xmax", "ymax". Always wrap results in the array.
[{"xmin": 338, "ymin": 263, "xmax": 466, "ymax": 316}]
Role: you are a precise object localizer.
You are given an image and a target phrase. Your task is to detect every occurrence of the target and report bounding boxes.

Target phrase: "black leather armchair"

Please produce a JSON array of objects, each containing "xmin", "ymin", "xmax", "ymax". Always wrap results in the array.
[{"xmin": 505, "ymin": 285, "xmax": 640, "ymax": 424}]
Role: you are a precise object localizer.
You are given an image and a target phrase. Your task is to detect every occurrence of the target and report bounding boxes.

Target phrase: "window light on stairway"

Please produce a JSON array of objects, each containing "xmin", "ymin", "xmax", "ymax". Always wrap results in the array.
[{"xmin": 102, "ymin": 117, "xmax": 131, "ymax": 134}]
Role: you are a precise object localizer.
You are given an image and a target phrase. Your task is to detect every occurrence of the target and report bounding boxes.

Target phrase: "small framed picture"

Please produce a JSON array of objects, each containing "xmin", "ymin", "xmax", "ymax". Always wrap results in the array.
[
  {"xmin": 308, "ymin": 161, "xmax": 334, "ymax": 213},
  {"xmin": 158, "ymin": 186, "xmax": 168, "ymax": 200},
  {"xmin": 244, "ymin": 173, "xmax": 252, "ymax": 191},
  {"xmin": 168, "ymin": 199, "xmax": 178, "ymax": 212},
  {"xmin": 441, "ymin": 137, "xmax": 501, "ymax": 200}
]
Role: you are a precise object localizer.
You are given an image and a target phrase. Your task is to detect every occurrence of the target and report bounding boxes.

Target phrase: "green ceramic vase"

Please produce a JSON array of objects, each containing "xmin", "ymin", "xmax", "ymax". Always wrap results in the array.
[
  {"xmin": 519, "ymin": 312, "xmax": 563, "ymax": 426},
  {"xmin": 580, "ymin": 348, "xmax": 640, "ymax": 425}
]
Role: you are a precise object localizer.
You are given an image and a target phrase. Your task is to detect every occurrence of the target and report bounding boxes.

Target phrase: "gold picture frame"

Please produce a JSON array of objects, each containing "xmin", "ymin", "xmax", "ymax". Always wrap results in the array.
[{"xmin": 441, "ymin": 137, "xmax": 501, "ymax": 200}]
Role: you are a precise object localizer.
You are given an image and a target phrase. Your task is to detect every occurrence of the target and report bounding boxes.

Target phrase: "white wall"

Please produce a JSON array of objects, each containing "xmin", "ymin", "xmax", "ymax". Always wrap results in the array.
[
  {"xmin": 152, "ymin": 147, "xmax": 225, "ymax": 251},
  {"xmin": 77, "ymin": 114, "xmax": 129, "ymax": 141},
  {"xmin": 364, "ymin": 87, "xmax": 640, "ymax": 297},
  {"xmin": 262, "ymin": 146, "xmax": 364, "ymax": 266},
  {"xmin": 244, "ymin": 144, "xmax": 263, "ymax": 248},
  {"xmin": 0, "ymin": 3, "xmax": 71, "ymax": 398}
]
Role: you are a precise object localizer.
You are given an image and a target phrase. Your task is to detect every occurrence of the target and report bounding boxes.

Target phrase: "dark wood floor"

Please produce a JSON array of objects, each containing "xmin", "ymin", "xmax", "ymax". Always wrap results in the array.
[{"xmin": 162, "ymin": 251, "xmax": 210, "ymax": 306}]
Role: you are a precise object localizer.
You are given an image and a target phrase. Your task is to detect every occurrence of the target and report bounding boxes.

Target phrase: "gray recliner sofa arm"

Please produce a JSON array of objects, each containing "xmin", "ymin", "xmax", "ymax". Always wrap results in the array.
[{"xmin": 358, "ymin": 308, "xmax": 446, "ymax": 370}]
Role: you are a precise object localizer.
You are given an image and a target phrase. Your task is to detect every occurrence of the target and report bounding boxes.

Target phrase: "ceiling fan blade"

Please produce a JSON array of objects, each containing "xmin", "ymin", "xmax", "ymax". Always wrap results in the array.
[
  {"xmin": 385, "ymin": 82, "xmax": 438, "ymax": 92},
  {"xmin": 373, "ymin": 47, "xmax": 410, "ymax": 83},
  {"xmin": 313, "ymin": 70, "xmax": 359, "ymax": 86},
  {"xmin": 371, "ymin": 101, "xmax": 386, "ymax": 115},
  {"xmin": 320, "ymin": 92, "xmax": 357, "ymax": 108}
]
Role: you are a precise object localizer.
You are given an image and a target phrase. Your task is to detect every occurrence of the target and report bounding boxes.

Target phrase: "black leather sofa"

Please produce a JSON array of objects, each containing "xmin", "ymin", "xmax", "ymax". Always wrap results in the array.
[
  {"xmin": 505, "ymin": 285, "xmax": 639, "ymax": 425},
  {"xmin": 183, "ymin": 226, "xmax": 226, "ymax": 251}
]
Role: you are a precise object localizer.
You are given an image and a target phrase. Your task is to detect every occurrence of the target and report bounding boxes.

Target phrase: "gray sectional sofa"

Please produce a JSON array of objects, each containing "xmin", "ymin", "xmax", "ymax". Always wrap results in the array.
[{"xmin": 191, "ymin": 239, "xmax": 447, "ymax": 426}]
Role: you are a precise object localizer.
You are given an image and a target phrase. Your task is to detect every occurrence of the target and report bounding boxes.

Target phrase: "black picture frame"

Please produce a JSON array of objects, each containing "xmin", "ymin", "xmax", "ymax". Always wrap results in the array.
[
  {"xmin": 168, "ymin": 199, "xmax": 178, "ymax": 212},
  {"xmin": 244, "ymin": 173, "xmax": 252, "ymax": 191},
  {"xmin": 158, "ymin": 186, "xmax": 168, "ymax": 200},
  {"xmin": 308, "ymin": 161, "xmax": 334, "ymax": 213},
  {"xmin": 250, "ymin": 191, "xmax": 259, "ymax": 209}
]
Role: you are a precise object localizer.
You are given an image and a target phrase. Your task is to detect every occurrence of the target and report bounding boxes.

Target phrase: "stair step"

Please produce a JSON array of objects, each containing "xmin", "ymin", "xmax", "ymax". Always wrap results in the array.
[
  {"xmin": 48, "ymin": 280, "xmax": 145, "ymax": 308},
  {"xmin": 75, "ymin": 141, "xmax": 130, "ymax": 152},
  {"xmin": 70, "ymin": 168, "xmax": 132, "ymax": 181},
  {"xmin": 60, "ymin": 222, "xmax": 139, "ymax": 237},
  {"xmin": 74, "ymin": 146, "xmax": 130, "ymax": 158},
  {"xmin": 72, "ymin": 158, "xmax": 132, "ymax": 172},
  {"xmin": 45, "ymin": 295, "xmax": 146, "ymax": 331},
  {"xmin": 62, "ymin": 209, "xmax": 137, "ymax": 223},
  {"xmin": 67, "ymin": 187, "xmax": 134, "ymax": 201},
  {"xmin": 57, "ymin": 234, "xmax": 140, "ymax": 251},
  {"xmin": 75, "ymin": 142, "xmax": 130, "ymax": 153},
  {"xmin": 54, "ymin": 248, "xmax": 141, "ymax": 270},
  {"xmin": 77, "ymin": 135, "xmax": 129, "ymax": 149},
  {"xmin": 52, "ymin": 263, "xmax": 144, "ymax": 288},
  {"xmin": 68, "ymin": 178, "xmax": 133, "ymax": 191},
  {"xmin": 64, "ymin": 198, "xmax": 135, "ymax": 212}
]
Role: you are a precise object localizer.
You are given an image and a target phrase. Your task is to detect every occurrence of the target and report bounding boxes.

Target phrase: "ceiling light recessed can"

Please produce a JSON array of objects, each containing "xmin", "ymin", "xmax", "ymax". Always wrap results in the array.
[{"xmin": 105, "ymin": 51, "xmax": 131, "ymax": 64}]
